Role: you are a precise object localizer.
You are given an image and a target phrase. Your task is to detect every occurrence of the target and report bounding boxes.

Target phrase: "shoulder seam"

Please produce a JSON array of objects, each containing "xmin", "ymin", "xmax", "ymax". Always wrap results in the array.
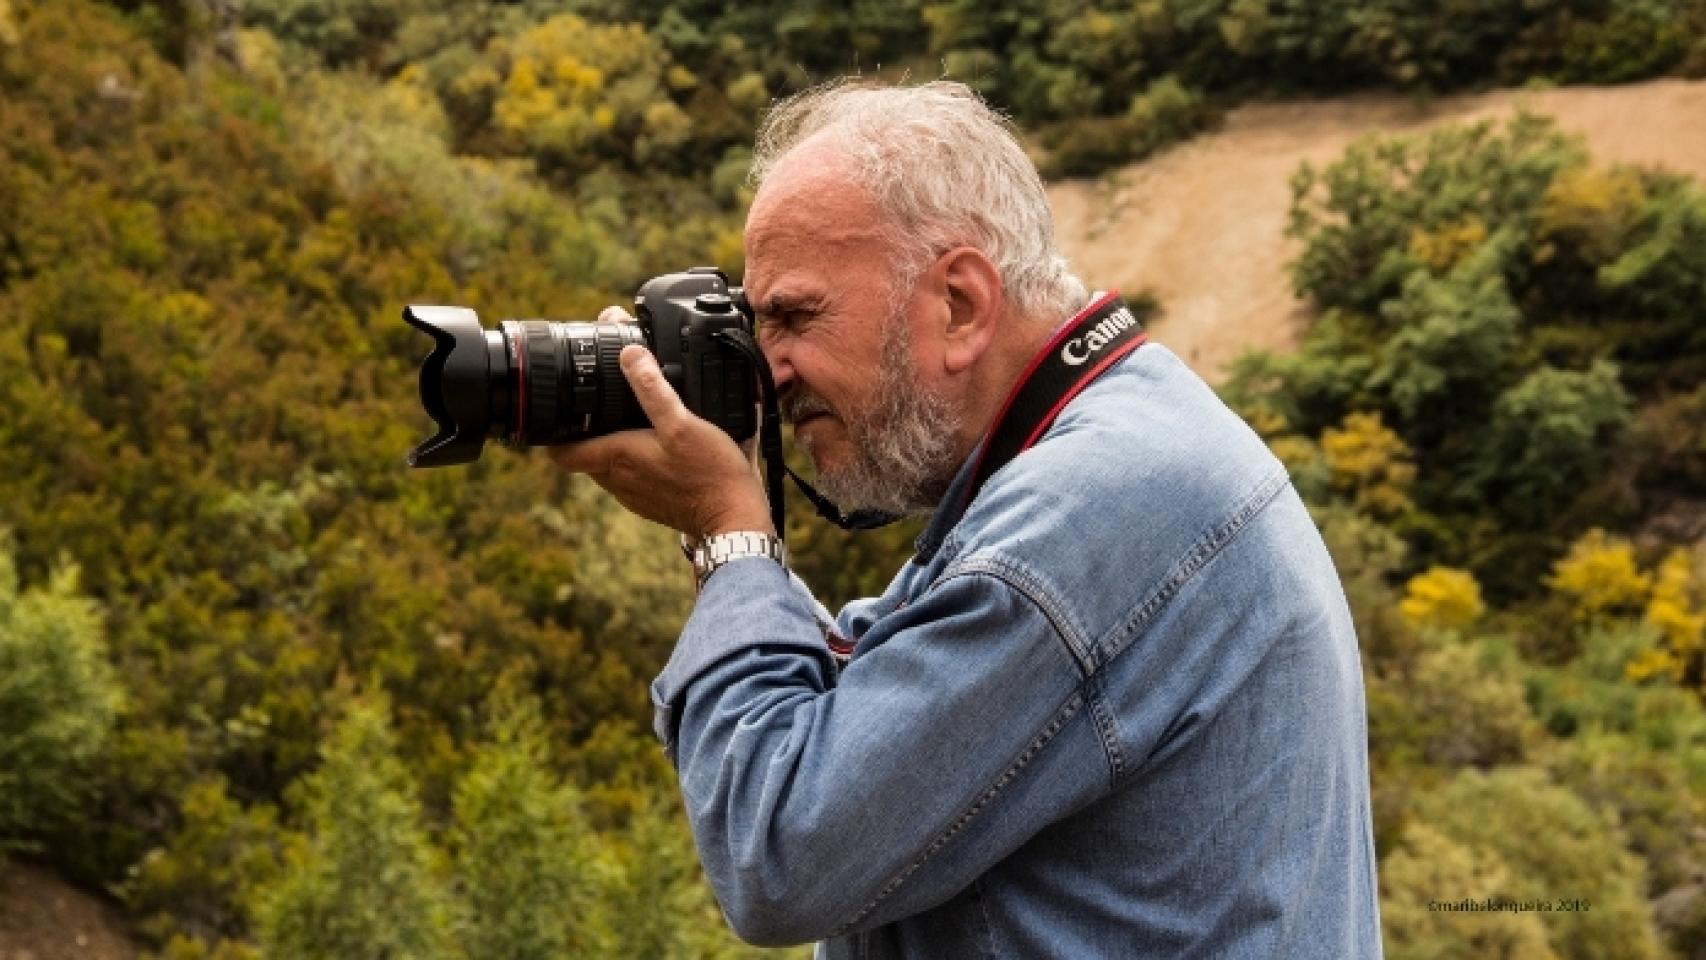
[{"xmin": 936, "ymin": 557, "xmax": 1094, "ymax": 675}]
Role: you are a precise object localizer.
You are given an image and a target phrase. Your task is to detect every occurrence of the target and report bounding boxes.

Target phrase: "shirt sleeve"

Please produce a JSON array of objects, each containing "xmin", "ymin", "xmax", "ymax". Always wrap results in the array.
[{"xmin": 648, "ymin": 555, "xmax": 1097, "ymax": 946}]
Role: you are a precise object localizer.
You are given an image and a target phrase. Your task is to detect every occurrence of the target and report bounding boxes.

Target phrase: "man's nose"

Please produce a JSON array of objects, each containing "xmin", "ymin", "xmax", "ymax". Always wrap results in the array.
[{"xmin": 762, "ymin": 338, "xmax": 796, "ymax": 398}]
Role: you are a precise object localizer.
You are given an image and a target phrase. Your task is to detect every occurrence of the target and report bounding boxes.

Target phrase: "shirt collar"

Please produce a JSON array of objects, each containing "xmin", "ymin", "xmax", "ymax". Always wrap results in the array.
[{"xmin": 912, "ymin": 438, "xmax": 983, "ymax": 563}]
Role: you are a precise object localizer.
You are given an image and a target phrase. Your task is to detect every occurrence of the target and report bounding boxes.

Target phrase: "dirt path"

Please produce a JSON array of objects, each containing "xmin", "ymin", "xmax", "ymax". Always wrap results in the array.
[{"xmin": 1048, "ymin": 79, "xmax": 1706, "ymax": 383}]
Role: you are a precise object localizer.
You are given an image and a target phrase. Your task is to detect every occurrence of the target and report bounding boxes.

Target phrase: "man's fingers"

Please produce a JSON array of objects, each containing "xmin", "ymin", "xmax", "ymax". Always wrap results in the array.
[
  {"xmin": 550, "ymin": 438, "xmax": 610, "ymax": 475},
  {"xmin": 619, "ymin": 345, "xmax": 691, "ymax": 432},
  {"xmin": 599, "ymin": 305, "xmax": 635, "ymax": 324}
]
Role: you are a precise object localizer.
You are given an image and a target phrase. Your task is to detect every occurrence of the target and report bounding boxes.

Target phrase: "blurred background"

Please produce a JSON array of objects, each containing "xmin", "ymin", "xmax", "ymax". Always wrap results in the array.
[{"xmin": 0, "ymin": 1, "xmax": 1703, "ymax": 957}]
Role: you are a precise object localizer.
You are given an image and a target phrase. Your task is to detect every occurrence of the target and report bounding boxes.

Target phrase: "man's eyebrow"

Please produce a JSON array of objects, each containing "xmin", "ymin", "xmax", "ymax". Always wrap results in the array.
[{"xmin": 758, "ymin": 291, "xmax": 824, "ymax": 316}]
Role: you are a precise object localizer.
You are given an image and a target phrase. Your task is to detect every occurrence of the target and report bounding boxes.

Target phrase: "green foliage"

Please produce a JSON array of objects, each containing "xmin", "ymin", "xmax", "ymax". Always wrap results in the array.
[
  {"xmin": 1287, "ymin": 114, "xmax": 1582, "ymax": 315},
  {"xmin": 6, "ymin": 1, "xmax": 1704, "ymax": 956},
  {"xmin": 253, "ymin": 698, "xmax": 457, "ymax": 960},
  {"xmin": 1406, "ymin": 639, "xmax": 1533, "ymax": 768},
  {"xmin": 1369, "ymin": 244, "xmax": 1522, "ymax": 425},
  {"xmin": 1270, "ymin": 112, "xmax": 1706, "ymax": 949},
  {"xmin": 1401, "ymin": 767, "xmax": 1666, "ymax": 960},
  {"xmin": 1472, "ymin": 360, "xmax": 1632, "ymax": 518},
  {"xmin": 128, "ymin": 778, "xmax": 290, "ymax": 948},
  {"xmin": 1038, "ymin": 75, "xmax": 1214, "ymax": 178},
  {"xmin": 1230, "ymin": 114, "xmax": 1706, "ymax": 598},
  {"xmin": 1526, "ymin": 623, "xmax": 1671, "ymax": 742},
  {"xmin": 1544, "ymin": 731, "xmax": 1706, "ymax": 898},
  {"xmin": 0, "ymin": 6, "xmax": 727, "ymax": 948},
  {"xmin": 1380, "ymin": 822, "xmax": 1557, "ymax": 960},
  {"xmin": 204, "ymin": 0, "xmax": 1706, "ymax": 183},
  {"xmin": 451, "ymin": 692, "xmax": 609, "ymax": 959},
  {"xmin": 240, "ymin": 0, "xmax": 403, "ymax": 67},
  {"xmin": 0, "ymin": 542, "xmax": 121, "ymax": 853}
]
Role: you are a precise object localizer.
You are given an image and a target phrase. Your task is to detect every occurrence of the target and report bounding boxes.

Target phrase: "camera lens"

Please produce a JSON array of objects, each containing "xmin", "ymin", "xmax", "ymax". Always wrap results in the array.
[
  {"xmin": 503, "ymin": 319, "xmax": 648, "ymax": 445},
  {"xmin": 403, "ymin": 308, "xmax": 648, "ymax": 467}
]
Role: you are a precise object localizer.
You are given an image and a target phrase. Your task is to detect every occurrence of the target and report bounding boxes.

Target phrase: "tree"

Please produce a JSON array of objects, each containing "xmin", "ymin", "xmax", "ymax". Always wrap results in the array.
[
  {"xmin": 252, "ymin": 698, "xmax": 457, "ymax": 960},
  {"xmin": 0, "ymin": 542, "xmax": 121, "ymax": 853},
  {"xmin": 238, "ymin": 0, "xmax": 403, "ymax": 67},
  {"xmin": 1368, "ymin": 246, "xmax": 1522, "ymax": 426},
  {"xmin": 451, "ymin": 692, "xmax": 610, "ymax": 959},
  {"xmin": 1472, "ymin": 361, "xmax": 1633, "ymax": 517}
]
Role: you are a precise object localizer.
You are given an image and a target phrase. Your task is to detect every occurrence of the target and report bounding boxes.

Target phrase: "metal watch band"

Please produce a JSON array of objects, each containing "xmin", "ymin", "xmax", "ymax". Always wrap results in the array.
[{"xmin": 689, "ymin": 531, "xmax": 787, "ymax": 589}]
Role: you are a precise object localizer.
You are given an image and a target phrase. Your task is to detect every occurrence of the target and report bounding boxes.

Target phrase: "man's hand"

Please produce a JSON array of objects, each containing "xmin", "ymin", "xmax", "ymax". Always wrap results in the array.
[{"xmin": 551, "ymin": 338, "xmax": 774, "ymax": 540}]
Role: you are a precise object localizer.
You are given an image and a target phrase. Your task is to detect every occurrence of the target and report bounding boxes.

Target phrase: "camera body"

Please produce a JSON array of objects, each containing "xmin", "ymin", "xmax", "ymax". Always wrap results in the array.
[
  {"xmin": 404, "ymin": 267, "xmax": 757, "ymax": 467},
  {"xmin": 634, "ymin": 268, "xmax": 758, "ymax": 443}
]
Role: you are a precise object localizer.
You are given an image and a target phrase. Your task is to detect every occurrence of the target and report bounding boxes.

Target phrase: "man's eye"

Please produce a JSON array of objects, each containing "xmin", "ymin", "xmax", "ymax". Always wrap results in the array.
[{"xmin": 765, "ymin": 311, "xmax": 811, "ymax": 332}]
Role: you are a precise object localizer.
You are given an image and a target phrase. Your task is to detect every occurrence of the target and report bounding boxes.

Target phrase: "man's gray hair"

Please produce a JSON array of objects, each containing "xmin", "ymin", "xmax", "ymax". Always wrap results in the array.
[{"xmin": 750, "ymin": 81, "xmax": 1087, "ymax": 323}]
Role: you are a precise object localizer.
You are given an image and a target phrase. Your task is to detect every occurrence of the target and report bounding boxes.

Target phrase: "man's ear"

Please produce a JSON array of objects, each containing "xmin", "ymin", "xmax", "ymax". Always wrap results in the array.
[{"xmin": 936, "ymin": 247, "xmax": 1004, "ymax": 375}]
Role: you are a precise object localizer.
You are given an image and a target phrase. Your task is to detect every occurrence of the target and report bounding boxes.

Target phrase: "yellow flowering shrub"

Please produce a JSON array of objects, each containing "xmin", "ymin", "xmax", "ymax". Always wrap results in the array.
[
  {"xmin": 1400, "ymin": 566, "xmax": 1486, "ymax": 633},
  {"xmin": 1629, "ymin": 548, "xmax": 1705, "ymax": 684},
  {"xmin": 1320, "ymin": 411, "xmax": 1416, "ymax": 516},
  {"xmin": 489, "ymin": 15, "xmax": 674, "ymax": 170},
  {"xmin": 1546, "ymin": 529, "xmax": 1651, "ymax": 622}
]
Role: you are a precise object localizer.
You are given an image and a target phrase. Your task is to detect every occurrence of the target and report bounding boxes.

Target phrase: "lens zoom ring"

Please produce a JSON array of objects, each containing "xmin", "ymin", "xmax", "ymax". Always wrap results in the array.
[{"xmin": 522, "ymin": 321, "xmax": 560, "ymax": 441}]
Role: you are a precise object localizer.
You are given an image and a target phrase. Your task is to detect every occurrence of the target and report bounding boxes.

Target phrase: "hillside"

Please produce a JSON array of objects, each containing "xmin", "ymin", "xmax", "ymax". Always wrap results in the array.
[
  {"xmin": 1051, "ymin": 79, "xmax": 1706, "ymax": 381},
  {"xmin": 2, "ymin": 0, "xmax": 1703, "ymax": 950},
  {"xmin": 5, "ymin": 69, "xmax": 1705, "ymax": 960}
]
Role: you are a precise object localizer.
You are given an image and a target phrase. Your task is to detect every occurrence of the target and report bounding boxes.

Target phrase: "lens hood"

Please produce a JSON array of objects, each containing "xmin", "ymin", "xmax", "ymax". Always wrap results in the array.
[{"xmin": 403, "ymin": 305, "xmax": 495, "ymax": 467}]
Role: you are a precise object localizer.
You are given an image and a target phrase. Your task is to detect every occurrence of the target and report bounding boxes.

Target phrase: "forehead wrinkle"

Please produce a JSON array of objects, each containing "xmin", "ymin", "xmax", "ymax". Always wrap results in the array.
[{"xmin": 743, "ymin": 221, "xmax": 886, "ymax": 305}]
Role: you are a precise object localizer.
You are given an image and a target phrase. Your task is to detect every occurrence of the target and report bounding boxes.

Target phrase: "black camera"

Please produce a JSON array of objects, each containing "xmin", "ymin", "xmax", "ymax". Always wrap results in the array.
[{"xmin": 404, "ymin": 267, "xmax": 758, "ymax": 467}]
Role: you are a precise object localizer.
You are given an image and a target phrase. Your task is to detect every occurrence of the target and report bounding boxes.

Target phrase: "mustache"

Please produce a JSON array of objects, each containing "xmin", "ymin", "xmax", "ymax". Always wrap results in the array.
[{"xmin": 783, "ymin": 391, "xmax": 835, "ymax": 425}]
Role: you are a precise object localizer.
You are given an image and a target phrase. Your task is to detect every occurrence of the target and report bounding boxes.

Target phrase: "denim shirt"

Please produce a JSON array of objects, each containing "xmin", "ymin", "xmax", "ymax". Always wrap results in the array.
[{"xmin": 651, "ymin": 341, "xmax": 1383, "ymax": 959}]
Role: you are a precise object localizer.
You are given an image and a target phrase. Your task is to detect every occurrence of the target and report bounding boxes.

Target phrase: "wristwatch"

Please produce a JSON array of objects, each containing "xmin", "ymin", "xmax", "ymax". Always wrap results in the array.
[{"xmin": 680, "ymin": 531, "xmax": 788, "ymax": 590}]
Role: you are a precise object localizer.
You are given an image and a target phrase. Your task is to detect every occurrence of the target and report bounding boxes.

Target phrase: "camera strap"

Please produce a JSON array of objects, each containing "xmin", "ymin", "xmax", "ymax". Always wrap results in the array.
[
  {"xmin": 960, "ymin": 291, "xmax": 1146, "ymax": 516},
  {"xmin": 717, "ymin": 291, "xmax": 1146, "ymax": 541}
]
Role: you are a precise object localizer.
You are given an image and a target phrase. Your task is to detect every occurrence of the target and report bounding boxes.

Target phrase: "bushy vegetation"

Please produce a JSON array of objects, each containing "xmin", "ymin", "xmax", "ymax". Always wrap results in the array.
[
  {"xmin": 1, "ymin": 0, "xmax": 1703, "ymax": 957},
  {"xmin": 0, "ymin": 544, "xmax": 121, "ymax": 855},
  {"xmin": 0, "ymin": 2, "xmax": 776, "ymax": 955},
  {"xmin": 1228, "ymin": 113, "xmax": 1706, "ymax": 599},
  {"xmin": 116, "ymin": 0, "xmax": 1706, "ymax": 180},
  {"xmin": 1226, "ymin": 114, "xmax": 1706, "ymax": 956}
]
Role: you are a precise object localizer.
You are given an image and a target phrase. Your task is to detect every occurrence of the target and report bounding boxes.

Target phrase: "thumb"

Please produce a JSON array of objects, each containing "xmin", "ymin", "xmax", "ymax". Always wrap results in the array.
[{"xmin": 619, "ymin": 345, "xmax": 690, "ymax": 430}]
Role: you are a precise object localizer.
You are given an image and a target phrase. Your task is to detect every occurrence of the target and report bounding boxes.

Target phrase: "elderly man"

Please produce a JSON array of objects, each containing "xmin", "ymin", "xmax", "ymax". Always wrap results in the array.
[{"xmin": 554, "ymin": 81, "xmax": 1382, "ymax": 958}]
